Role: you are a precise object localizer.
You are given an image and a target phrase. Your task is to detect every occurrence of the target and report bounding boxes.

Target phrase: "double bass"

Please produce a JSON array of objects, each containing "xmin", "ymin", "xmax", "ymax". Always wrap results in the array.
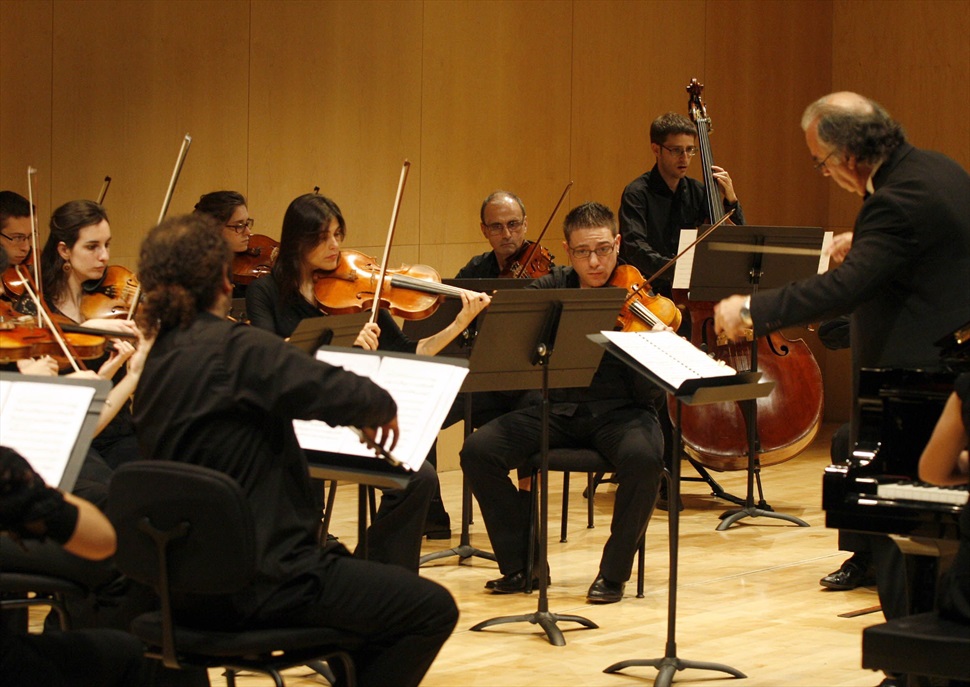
[{"xmin": 672, "ymin": 79, "xmax": 824, "ymax": 471}]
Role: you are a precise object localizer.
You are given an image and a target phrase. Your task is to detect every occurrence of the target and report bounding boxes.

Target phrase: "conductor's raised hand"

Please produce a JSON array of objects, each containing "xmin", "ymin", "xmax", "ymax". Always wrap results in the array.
[{"xmin": 360, "ymin": 416, "xmax": 400, "ymax": 454}]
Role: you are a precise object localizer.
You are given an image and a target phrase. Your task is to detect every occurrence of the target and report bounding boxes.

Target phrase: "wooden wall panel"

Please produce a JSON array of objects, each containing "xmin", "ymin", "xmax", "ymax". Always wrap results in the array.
[
  {"xmin": 571, "ymin": 0, "xmax": 706, "ymax": 220},
  {"xmin": 420, "ymin": 0, "xmax": 573, "ymax": 276},
  {"xmin": 0, "ymin": 0, "xmax": 53, "ymax": 224},
  {"xmin": 50, "ymin": 0, "xmax": 250, "ymax": 270},
  {"xmin": 249, "ymin": 0, "xmax": 423, "ymax": 262}
]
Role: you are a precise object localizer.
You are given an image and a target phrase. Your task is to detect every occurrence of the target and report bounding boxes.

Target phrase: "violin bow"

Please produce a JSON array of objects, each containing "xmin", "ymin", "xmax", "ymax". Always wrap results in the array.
[
  {"xmin": 645, "ymin": 208, "xmax": 735, "ymax": 286},
  {"xmin": 96, "ymin": 176, "xmax": 112, "ymax": 205},
  {"xmin": 511, "ymin": 180, "xmax": 572, "ymax": 279},
  {"xmin": 125, "ymin": 134, "xmax": 192, "ymax": 319},
  {"xmin": 369, "ymin": 160, "xmax": 411, "ymax": 325}
]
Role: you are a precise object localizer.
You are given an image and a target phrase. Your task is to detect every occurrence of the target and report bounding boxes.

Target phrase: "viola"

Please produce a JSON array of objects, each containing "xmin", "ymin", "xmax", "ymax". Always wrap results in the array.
[
  {"xmin": 0, "ymin": 319, "xmax": 107, "ymax": 365},
  {"xmin": 231, "ymin": 234, "xmax": 279, "ymax": 285},
  {"xmin": 499, "ymin": 240, "xmax": 555, "ymax": 279},
  {"xmin": 609, "ymin": 264, "xmax": 683, "ymax": 332},
  {"xmin": 313, "ymin": 249, "xmax": 476, "ymax": 321},
  {"xmin": 82, "ymin": 265, "xmax": 140, "ymax": 320}
]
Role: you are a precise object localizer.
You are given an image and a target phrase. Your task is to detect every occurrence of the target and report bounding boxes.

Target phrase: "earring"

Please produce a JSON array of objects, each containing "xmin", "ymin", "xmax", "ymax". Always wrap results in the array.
[{"xmin": 62, "ymin": 262, "xmax": 72, "ymax": 274}]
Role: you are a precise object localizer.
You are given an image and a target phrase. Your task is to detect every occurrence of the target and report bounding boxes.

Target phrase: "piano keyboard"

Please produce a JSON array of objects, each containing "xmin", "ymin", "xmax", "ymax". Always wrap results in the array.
[{"xmin": 876, "ymin": 481, "xmax": 969, "ymax": 506}]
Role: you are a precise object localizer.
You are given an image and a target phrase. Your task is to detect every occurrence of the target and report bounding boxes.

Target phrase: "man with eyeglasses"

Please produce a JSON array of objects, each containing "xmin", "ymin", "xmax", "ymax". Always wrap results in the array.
[
  {"xmin": 456, "ymin": 191, "xmax": 531, "ymax": 278},
  {"xmin": 461, "ymin": 201, "xmax": 665, "ymax": 604},
  {"xmin": 714, "ymin": 93, "xmax": 970, "ymax": 670},
  {"xmin": 0, "ymin": 191, "xmax": 34, "ymax": 271},
  {"xmin": 618, "ymin": 112, "xmax": 744, "ymax": 299}
]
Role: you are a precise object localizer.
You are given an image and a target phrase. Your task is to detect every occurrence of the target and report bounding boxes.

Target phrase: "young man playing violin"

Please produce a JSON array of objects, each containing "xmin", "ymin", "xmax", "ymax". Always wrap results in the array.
[
  {"xmin": 460, "ymin": 201, "xmax": 665, "ymax": 604},
  {"xmin": 246, "ymin": 192, "xmax": 489, "ymax": 571},
  {"xmin": 0, "ymin": 191, "xmax": 33, "ymax": 272}
]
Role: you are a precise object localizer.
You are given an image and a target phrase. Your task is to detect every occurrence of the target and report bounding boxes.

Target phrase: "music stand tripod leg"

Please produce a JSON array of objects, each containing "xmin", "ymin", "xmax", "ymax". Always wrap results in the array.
[
  {"xmin": 605, "ymin": 398, "xmax": 745, "ymax": 682},
  {"xmin": 470, "ymin": 345, "xmax": 597, "ymax": 646},
  {"xmin": 716, "ymin": 397, "xmax": 809, "ymax": 530}
]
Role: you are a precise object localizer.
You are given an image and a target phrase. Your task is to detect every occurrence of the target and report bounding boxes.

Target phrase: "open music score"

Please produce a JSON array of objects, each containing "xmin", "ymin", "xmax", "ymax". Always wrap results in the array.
[
  {"xmin": 293, "ymin": 347, "xmax": 468, "ymax": 471},
  {"xmin": 599, "ymin": 329, "xmax": 735, "ymax": 392}
]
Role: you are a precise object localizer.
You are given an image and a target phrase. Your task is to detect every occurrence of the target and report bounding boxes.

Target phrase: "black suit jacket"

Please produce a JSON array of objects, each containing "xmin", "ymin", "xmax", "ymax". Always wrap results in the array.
[{"xmin": 752, "ymin": 143, "xmax": 970, "ymax": 373}]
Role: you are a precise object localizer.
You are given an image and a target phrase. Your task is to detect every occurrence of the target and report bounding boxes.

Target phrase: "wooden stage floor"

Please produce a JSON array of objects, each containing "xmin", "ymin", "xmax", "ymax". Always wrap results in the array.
[{"xmin": 225, "ymin": 422, "xmax": 887, "ymax": 686}]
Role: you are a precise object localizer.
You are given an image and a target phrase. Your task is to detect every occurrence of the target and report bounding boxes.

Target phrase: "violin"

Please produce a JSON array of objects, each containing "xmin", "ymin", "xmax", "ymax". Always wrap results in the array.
[
  {"xmin": 610, "ymin": 264, "xmax": 683, "ymax": 331},
  {"xmin": 498, "ymin": 240, "xmax": 555, "ymax": 279},
  {"xmin": 81, "ymin": 265, "xmax": 140, "ymax": 320},
  {"xmin": 313, "ymin": 249, "xmax": 476, "ymax": 321},
  {"xmin": 231, "ymin": 234, "xmax": 279, "ymax": 285},
  {"xmin": 0, "ymin": 321, "xmax": 108, "ymax": 364}
]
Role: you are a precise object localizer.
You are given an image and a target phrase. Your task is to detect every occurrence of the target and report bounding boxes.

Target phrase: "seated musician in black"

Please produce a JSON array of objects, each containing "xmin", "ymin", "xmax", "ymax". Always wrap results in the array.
[
  {"xmin": 460, "ymin": 201, "xmax": 665, "ymax": 604},
  {"xmin": 132, "ymin": 214, "xmax": 458, "ymax": 687},
  {"xmin": 246, "ymin": 192, "xmax": 489, "ymax": 569},
  {"xmin": 456, "ymin": 190, "xmax": 532, "ymax": 278},
  {"xmin": 919, "ymin": 372, "xmax": 970, "ymax": 624}
]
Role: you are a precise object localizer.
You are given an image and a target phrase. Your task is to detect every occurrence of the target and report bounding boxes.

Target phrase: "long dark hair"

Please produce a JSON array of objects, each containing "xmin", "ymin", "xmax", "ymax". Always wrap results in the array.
[
  {"xmin": 41, "ymin": 200, "xmax": 109, "ymax": 301},
  {"xmin": 136, "ymin": 214, "xmax": 231, "ymax": 338},
  {"xmin": 273, "ymin": 193, "xmax": 346, "ymax": 304}
]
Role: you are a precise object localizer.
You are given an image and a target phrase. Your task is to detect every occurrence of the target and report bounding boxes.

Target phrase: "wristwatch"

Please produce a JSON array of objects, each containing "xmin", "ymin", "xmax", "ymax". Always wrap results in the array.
[{"xmin": 739, "ymin": 295, "xmax": 753, "ymax": 328}]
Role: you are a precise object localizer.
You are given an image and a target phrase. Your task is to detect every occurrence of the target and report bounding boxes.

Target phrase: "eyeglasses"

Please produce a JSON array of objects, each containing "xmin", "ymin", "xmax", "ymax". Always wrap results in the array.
[
  {"xmin": 568, "ymin": 244, "xmax": 615, "ymax": 260},
  {"xmin": 660, "ymin": 144, "xmax": 698, "ymax": 158},
  {"xmin": 813, "ymin": 151, "xmax": 836, "ymax": 174},
  {"xmin": 225, "ymin": 218, "xmax": 255, "ymax": 233},
  {"xmin": 484, "ymin": 219, "xmax": 525, "ymax": 236},
  {"xmin": 0, "ymin": 231, "xmax": 31, "ymax": 244}
]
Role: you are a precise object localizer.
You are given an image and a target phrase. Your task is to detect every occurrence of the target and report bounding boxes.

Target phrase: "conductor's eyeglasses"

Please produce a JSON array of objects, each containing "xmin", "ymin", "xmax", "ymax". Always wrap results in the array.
[
  {"xmin": 484, "ymin": 219, "xmax": 524, "ymax": 236},
  {"xmin": 226, "ymin": 218, "xmax": 255, "ymax": 233}
]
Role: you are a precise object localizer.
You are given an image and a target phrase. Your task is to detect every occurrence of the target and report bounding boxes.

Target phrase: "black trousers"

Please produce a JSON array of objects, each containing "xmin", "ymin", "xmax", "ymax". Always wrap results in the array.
[
  {"xmin": 363, "ymin": 461, "xmax": 437, "ymax": 571},
  {"xmin": 269, "ymin": 555, "xmax": 458, "ymax": 687},
  {"xmin": 461, "ymin": 403, "xmax": 664, "ymax": 583}
]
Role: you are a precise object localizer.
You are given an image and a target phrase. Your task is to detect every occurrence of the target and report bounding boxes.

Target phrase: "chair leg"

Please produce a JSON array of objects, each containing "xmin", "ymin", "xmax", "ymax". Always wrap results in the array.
[
  {"xmin": 525, "ymin": 468, "xmax": 539, "ymax": 593},
  {"xmin": 586, "ymin": 472, "xmax": 595, "ymax": 528},
  {"xmin": 320, "ymin": 480, "xmax": 338, "ymax": 543},
  {"xmin": 560, "ymin": 472, "xmax": 570, "ymax": 543},
  {"xmin": 637, "ymin": 535, "xmax": 645, "ymax": 598}
]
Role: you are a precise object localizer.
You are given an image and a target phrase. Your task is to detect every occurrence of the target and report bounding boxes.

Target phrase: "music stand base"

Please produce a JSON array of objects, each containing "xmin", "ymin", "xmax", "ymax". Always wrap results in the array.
[
  {"xmin": 420, "ymin": 544, "xmax": 496, "ymax": 565},
  {"xmin": 604, "ymin": 655, "xmax": 747, "ymax": 686},
  {"xmin": 470, "ymin": 610, "xmax": 598, "ymax": 647},
  {"xmin": 716, "ymin": 505, "xmax": 809, "ymax": 531}
]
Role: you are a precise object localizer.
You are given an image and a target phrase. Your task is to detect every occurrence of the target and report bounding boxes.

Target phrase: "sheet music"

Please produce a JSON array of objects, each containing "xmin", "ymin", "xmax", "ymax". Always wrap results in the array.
[
  {"xmin": 600, "ymin": 330, "xmax": 735, "ymax": 390},
  {"xmin": 293, "ymin": 349, "xmax": 468, "ymax": 471},
  {"xmin": 0, "ymin": 380, "xmax": 96, "ymax": 487},
  {"xmin": 818, "ymin": 231, "xmax": 834, "ymax": 273},
  {"xmin": 672, "ymin": 229, "xmax": 698, "ymax": 289}
]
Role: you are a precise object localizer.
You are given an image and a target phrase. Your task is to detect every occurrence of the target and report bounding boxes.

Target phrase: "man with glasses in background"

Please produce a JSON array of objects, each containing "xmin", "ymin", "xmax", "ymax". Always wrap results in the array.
[
  {"xmin": 456, "ymin": 190, "xmax": 533, "ymax": 278},
  {"xmin": 618, "ymin": 112, "xmax": 744, "ymax": 301},
  {"xmin": 461, "ymin": 202, "xmax": 665, "ymax": 604},
  {"xmin": 0, "ymin": 191, "xmax": 34, "ymax": 274}
]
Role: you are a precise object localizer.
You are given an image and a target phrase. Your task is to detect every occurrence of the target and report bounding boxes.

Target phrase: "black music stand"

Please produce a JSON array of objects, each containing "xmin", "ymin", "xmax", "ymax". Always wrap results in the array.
[
  {"xmin": 410, "ymin": 279, "xmax": 536, "ymax": 567},
  {"xmin": 288, "ymin": 312, "xmax": 372, "ymax": 354},
  {"xmin": 463, "ymin": 286, "xmax": 626, "ymax": 646},
  {"xmin": 593, "ymin": 332, "xmax": 772, "ymax": 686},
  {"xmin": 685, "ymin": 224, "xmax": 824, "ymax": 530}
]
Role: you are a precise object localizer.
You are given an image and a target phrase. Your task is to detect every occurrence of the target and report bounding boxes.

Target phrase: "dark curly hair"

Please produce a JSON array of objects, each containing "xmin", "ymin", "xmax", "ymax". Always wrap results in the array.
[
  {"xmin": 802, "ymin": 94, "xmax": 906, "ymax": 164},
  {"xmin": 136, "ymin": 214, "xmax": 231, "ymax": 338}
]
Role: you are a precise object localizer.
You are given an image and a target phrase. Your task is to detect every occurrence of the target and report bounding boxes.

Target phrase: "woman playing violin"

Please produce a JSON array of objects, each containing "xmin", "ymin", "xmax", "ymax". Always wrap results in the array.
[
  {"xmin": 245, "ymin": 192, "xmax": 489, "ymax": 572},
  {"xmin": 38, "ymin": 200, "xmax": 143, "ymax": 471},
  {"xmin": 193, "ymin": 190, "xmax": 263, "ymax": 297},
  {"xmin": 246, "ymin": 192, "xmax": 490, "ymax": 355}
]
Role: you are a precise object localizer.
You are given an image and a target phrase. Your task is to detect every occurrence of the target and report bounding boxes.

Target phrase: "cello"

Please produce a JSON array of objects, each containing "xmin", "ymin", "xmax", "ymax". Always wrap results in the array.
[{"xmin": 671, "ymin": 79, "xmax": 823, "ymax": 471}]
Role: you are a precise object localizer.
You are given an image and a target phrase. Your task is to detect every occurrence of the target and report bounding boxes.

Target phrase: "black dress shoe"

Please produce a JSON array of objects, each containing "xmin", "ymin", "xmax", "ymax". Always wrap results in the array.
[
  {"xmin": 485, "ymin": 570, "xmax": 538, "ymax": 594},
  {"xmin": 586, "ymin": 574, "xmax": 624, "ymax": 604},
  {"xmin": 423, "ymin": 512, "xmax": 452, "ymax": 540},
  {"xmin": 819, "ymin": 560, "xmax": 875, "ymax": 590}
]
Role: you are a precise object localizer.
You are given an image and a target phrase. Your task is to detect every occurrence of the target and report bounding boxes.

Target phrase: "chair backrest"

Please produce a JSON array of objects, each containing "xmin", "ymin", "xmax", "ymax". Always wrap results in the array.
[{"xmin": 108, "ymin": 460, "xmax": 256, "ymax": 595}]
